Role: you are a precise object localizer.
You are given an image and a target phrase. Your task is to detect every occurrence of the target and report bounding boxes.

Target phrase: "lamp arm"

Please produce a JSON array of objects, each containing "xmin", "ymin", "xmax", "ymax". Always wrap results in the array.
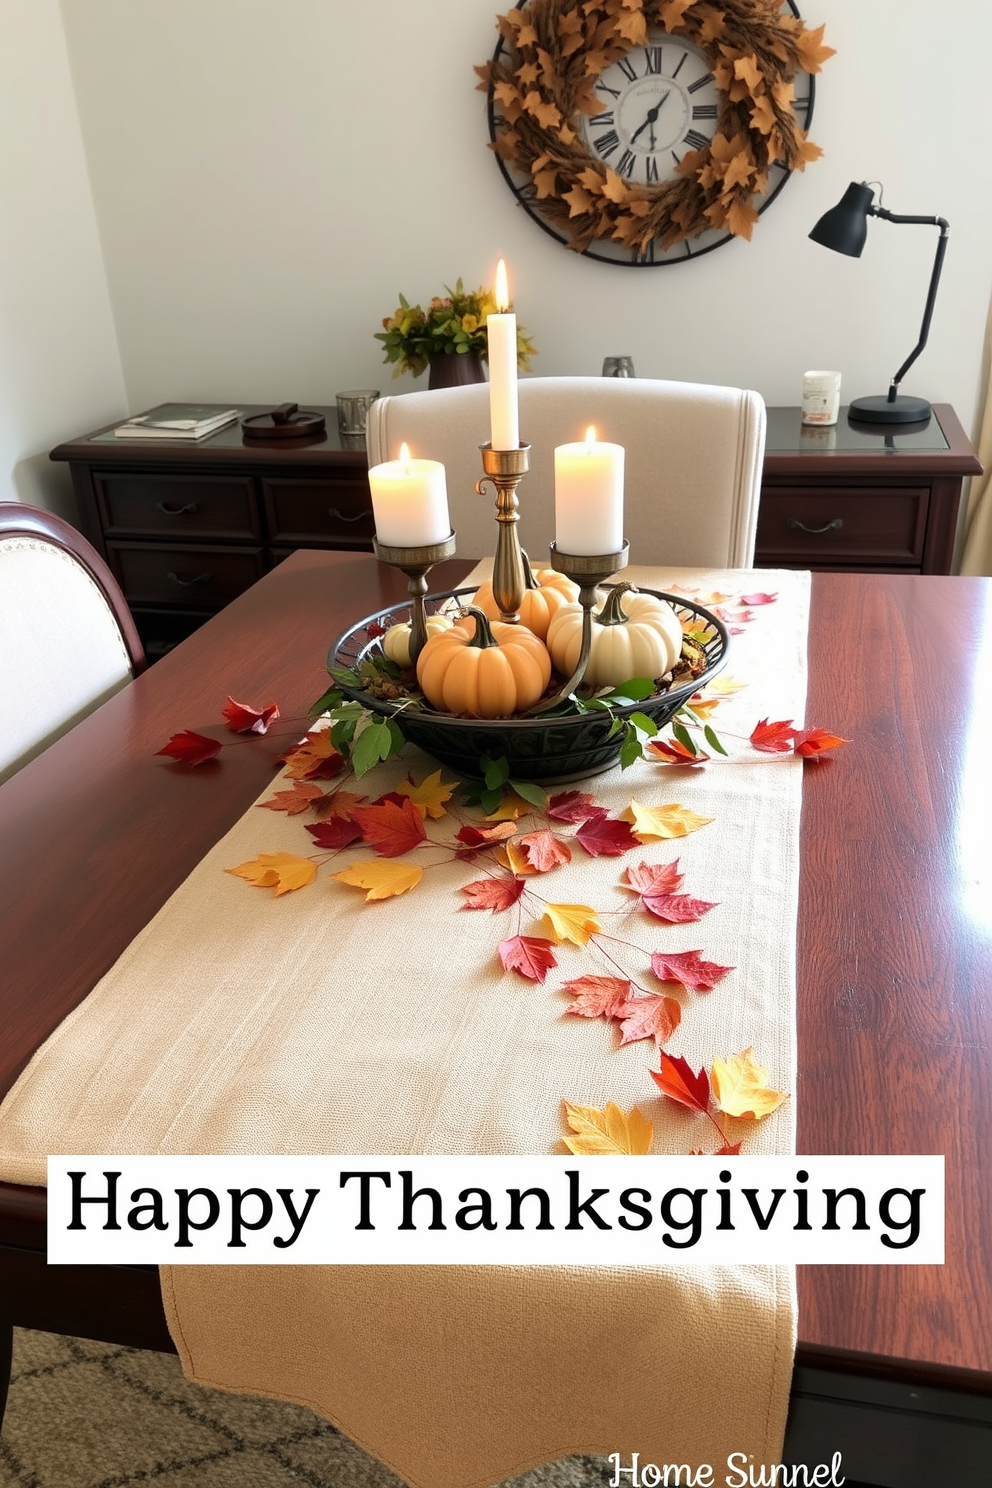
[{"xmin": 870, "ymin": 208, "xmax": 950, "ymax": 402}]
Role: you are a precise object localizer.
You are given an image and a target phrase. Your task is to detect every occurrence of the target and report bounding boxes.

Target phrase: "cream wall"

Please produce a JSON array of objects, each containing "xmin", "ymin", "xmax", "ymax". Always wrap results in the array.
[{"xmin": 0, "ymin": 0, "xmax": 125, "ymax": 518}]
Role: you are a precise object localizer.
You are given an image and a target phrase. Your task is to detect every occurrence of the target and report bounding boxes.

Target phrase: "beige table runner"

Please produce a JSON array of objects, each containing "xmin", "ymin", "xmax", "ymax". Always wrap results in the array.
[{"xmin": 0, "ymin": 566, "xmax": 809, "ymax": 1488}]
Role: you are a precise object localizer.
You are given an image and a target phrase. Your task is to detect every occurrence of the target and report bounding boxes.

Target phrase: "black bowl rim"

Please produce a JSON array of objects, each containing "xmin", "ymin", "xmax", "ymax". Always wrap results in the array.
[{"xmin": 326, "ymin": 586, "xmax": 730, "ymax": 729}]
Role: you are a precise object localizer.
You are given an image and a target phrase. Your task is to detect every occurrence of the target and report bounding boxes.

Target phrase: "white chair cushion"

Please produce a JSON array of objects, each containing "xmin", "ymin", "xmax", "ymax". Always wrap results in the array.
[
  {"xmin": 366, "ymin": 376, "xmax": 766, "ymax": 567},
  {"xmin": 0, "ymin": 537, "xmax": 134, "ymax": 782}
]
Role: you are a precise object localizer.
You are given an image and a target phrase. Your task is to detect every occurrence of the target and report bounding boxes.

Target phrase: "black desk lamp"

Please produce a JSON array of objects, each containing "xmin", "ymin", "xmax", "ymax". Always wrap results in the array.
[{"xmin": 809, "ymin": 181, "xmax": 949, "ymax": 424}]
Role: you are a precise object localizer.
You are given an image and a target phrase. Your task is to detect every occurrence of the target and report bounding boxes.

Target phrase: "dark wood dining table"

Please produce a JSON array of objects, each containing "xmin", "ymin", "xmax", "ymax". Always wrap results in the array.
[{"xmin": 1, "ymin": 551, "xmax": 990, "ymax": 1486}]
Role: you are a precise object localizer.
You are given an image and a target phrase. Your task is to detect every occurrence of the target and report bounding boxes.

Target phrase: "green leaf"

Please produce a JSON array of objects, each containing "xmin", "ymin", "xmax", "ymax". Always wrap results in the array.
[
  {"xmin": 351, "ymin": 720, "xmax": 397, "ymax": 777},
  {"xmin": 672, "ymin": 721, "xmax": 697, "ymax": 755},
  {"xmin": 605, "ymin": 677, "xmax": 655, "ymax": 701},
  {"xmin": 482, "ymin": 755, "xmax": 510, "ymax": 790},
  {"xmin": 480, "ymin": 785, "xmax": 504, "ymax": 814},
  {"xmin": 629, "ymin": 711, "xmax": 659, "ymax": 737},
  {"xmin": 704, "ymin": 724, "xmax": 729, "ymax": 757},
  {"xmin": 619, "ymin": 723, "xmax": 645, "ymax": 769},
  {"xmin": 508, "ymin": 779, "xmax": 548, "ymax": 812},
  {"xmin": 310, "ymin": 686, "xmax": 344, "ymax": 716},
  {"xmin": 331, "ymin": 715, "xmax": 358, "ymax": 751}
]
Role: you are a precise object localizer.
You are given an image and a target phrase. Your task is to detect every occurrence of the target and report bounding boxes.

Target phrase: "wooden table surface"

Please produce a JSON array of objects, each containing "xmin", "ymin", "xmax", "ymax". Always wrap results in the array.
[{"xmin": 1, "ymin": 552, "xmax": 990, "ymax": 1393}]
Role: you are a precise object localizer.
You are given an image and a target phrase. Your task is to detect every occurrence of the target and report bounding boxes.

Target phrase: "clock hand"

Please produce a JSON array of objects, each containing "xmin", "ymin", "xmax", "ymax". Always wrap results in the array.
[{"xmin": 629, "ymin": 90, "xmax": 670, "ymax": 145}]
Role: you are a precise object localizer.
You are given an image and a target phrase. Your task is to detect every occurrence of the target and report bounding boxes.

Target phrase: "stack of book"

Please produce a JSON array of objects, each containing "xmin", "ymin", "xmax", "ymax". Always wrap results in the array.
[{"xmin": 113, "ymin": 405, "xmax": 243, "ymax": 441}]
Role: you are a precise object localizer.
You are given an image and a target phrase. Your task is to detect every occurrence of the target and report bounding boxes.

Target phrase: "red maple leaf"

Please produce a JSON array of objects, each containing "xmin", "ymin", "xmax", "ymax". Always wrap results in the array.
[
  {"xmin": 642, "ymin": 892, "xmax": 718, "ymax": 923},
  {"xmin": 305, "ymin": 816, "xmax": 363, "ymax": 849},
  {"xmin": 650, "ymin": 1051, "xmax": 711, "ymax": 1112},
  {"xmin": 519, "ymin": 829, "xmax": 572, "ymax": 872},
  {"xmin": 623, "ymin": 860, "xmax": 684, "ymax": 896},
  {"xmin": 461, "ymin": 877, "xmax": 526, "ymax": 912},
  {"xmin": 650, "ymin": 949, "xmax": 734, "ymax": 991},
  {"xmin": 498, "ymin": 934, "xmax": 558, "ymax": 983},
  {"xmin": 574, "ymin": 815, "xmax": 638, "ymax": 857},
  {"xmin": 793, "ymin": 727, "xmax": 849, "ymax": 758},
  {"xmin": 646, "ymin": 736, "xmax": 710, "ymax": 766},
  {"xmin": 562, "ymin": 975, "xmax": 631, "ymax": 1020},
  {"xmin": 454, "ymin": 822, "xmax": 517, "ymax": 848},
  {"xmin": 750, "ymin": 718, "xmax": 796, "ymax": 753},
  {"xmin": 616, "ymin": 992, "xmax": 682, "ymax": 1046},
  {"xmin": 365, "ymin": 619, "xmax": 387, "ymax": 639},
  {"xmin": 155, "ymin": 730, "xmax": 222, "ymax": 766},
  {"xmin": 547, "ymin": 791, "xmax": 604, "ymax": 823},
  {"xmin": 279, "ymin": 732, "xmax": 345, "ymax": 780},
  {"xmin": 350, "ymin": 797, "xmax": 426, "ymax": 857},
  {"xmin": 739, "ymin": 591, "xmax": 777, "ymax": 606},
  {"xmin": 221, "ymin": 696, "xmax": 280, "ymax": 734}
]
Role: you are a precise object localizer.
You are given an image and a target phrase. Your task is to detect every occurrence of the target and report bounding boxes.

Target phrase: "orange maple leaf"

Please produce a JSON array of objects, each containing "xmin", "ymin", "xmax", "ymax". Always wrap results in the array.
[
  {"xmin": 562, "ymin": 975, "xmax": 631, "ymax": 1021},
  {"xmin": 281, "ymin": 731, "xmax": 344, "ymax": 780},
  {"xmin": 542, "ymin": 903, "xmax": 601, "ymax": 947},
  {"xmin": 227, "ymin": 852, "xmax": 317, "ymax": 896},
  {"xmin": 257, "ymin": 781, "xmax": 325, "ymax": 816},
  {"xmin": 350, "ymin": 797, "xmax": 426, "ymax": 857},
  {"xmin": 616, "ymin": 992, "xmax": 682, "ymax": 1047},
  {"xmin": 331, "ymin": 859, "xmax": 423, "ymax": 901},
  {"xmin": 562, "ymin": 1100, "xmax": 654, "ymax": 1156},
  {"xmin": 519, "ymin": 829, "xmax": 572, "ymax": 872},
  {"xmin": 793, "ymin": 727, "xmax": 849, "ymax": 758}
]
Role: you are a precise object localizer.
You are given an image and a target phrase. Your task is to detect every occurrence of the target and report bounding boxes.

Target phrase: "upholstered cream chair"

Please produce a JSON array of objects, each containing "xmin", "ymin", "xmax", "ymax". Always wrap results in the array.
[
  {"xmin": 0, "ymin": 503, "xmax": 145, "ymax": 785},
  {"xmin": 366, "ymin": 376, "xmax": 766, "ymax": 565}
]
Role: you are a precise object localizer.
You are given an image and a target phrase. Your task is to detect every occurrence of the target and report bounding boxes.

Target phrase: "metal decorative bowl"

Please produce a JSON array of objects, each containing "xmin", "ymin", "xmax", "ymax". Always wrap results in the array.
[{"xmin": 328, "ymin": 588, "xmax": 729, "ymax": 784}]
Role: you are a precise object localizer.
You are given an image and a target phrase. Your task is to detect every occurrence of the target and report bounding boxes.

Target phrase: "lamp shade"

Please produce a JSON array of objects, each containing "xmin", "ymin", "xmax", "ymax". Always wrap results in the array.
[{"xmin": 808, "ymin": 181, "xmax": 875, "ymax": 258}]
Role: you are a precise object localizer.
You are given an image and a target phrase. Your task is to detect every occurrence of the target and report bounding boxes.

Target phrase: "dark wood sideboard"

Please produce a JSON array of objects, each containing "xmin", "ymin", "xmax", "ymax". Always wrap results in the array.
[{"xmin": 54, "ymin": 401, "xmax": 981, "ymax": 657}]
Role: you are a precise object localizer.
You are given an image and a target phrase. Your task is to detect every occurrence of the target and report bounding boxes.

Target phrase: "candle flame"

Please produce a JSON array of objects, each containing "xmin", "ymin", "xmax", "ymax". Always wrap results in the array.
[
  {"xmin": 495, "ymin": 259, "xmax": 510, "ymax": 312},
  {"xmin": 398, "ymin": 441, "xmax": 412, "ymax": 471},
  {"xmin": 584, "ymin": 425, "xmax": 597, "ymax": 449}
]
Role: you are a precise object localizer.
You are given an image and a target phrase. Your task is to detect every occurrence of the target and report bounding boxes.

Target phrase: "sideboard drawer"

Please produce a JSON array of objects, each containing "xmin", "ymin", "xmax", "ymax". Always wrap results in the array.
[
  {"xmin": 94, "ymin": 473, "xmax": 261, "ymax": 540},
  {"xmin": 107, "ymin": 542, "xmax": 267, "ymax": 608},
  {"xmin": 756, "ymin": 487, "xmax": 929, "ymax": 565},
  {"xmin": 263, "ymin": 477, "xmax": 374, "ymax": 547}
]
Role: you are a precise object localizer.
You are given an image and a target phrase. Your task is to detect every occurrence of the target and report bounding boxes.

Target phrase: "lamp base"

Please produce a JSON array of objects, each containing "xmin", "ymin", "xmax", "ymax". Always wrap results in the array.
[{"xmin": 848, "ymin": 393, "xmax": 932, "ymax": 424}]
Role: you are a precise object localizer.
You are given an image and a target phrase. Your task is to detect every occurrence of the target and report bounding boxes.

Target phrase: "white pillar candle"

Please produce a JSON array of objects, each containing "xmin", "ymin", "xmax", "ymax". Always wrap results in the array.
[
  {"xmin": 554, "ymin": 426, "xmax": 625, "ymax": 555},
  {"xmin": 487, "ymin": 259, "xmax": 519, "ymax": 450},
  {"xmin": 368, "ymin": 442, "xmax": 451, "ymax": 548}
]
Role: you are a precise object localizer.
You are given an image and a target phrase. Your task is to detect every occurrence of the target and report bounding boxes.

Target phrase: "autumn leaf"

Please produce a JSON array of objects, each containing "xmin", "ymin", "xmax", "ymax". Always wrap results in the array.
[
  {"xmin": 221, "ymin": 696, "xmax": 280, "ymax": 734},
  {"xmin": 624, "ymin": 800, "xmax": 713, "ymax": 840},
  {"xmin": 750, "ymin": 718, "xmax": 796, "ymax": 754},
  {"xmin": 795, "ymin": 22, "xmax": 837, "ymax": 72},
  {"xmin": 645, "ymin": 737, "xmax": 710, "ymax": 766},
  {"xmin": 740, "ymin": 591, "xmax": 778, "ymax": 607},
  {"xmin": 156, "ymin": 730, "xmax": 221, "ymax": 766},
  {"xmin": 650, "ymin": 1051, "xmax": 710, "ymax": 1113},
  {"xmin": 616, "ymin": 992, "xmax": 682, "ymax": 1047},
  {"xmin": 485, "ymin": 789, "xmax": 535, "ymax": 822},
  {"xmin": 519, "ymin": 828, "xmax": 572, "ymax": 872},
  {"xmin": 350, "ymin": 797, "xmax": 427, "ymax": 857},
  {"xmin": 542, "ymin": 903, "xmax": 601, "ymax": 947},
  {"xmin": 496, "ymin": 840, "xmax": 539, "ymax": 878},
  {"xmin": 574, "ymin": 815, "xmax": 638, "ymax": 857},
  {"xmin": 332, "ymin": 859, "xmax": 424, "ymax": 901},
  {"xmin": 455, "ymin": 821, "xmax": 517, "ymax": 849},
  {"xmin": 711, "ymin": 1048, "xmax": 789, "ymax": 1120},
  {"xmin": 650, "ymin": 949, "xmax": 734, "ymax": 992},
  {"xmin": 460, "ymin": 876, "xmax": 526, "ymax": 912},
  {"xmin": 547, "ymin": 790, "xmax": 602, "ymax": 823},
  {"xmin": 257, "ymin": 780, "xmax": 325, "ymax": 816},
  {"xmin": 305, "ymin": 816, "xmax": 362, "ymax": 850},
  {"xmin": 705, "ymin": 676, "xmax": 748, "ymax": 698},
  {"xmin": 498, "ymin": 934, "xmax": 558, "ymax": 983},
  {"xmin": 793, "ymin": 727, "xmax": 850, "ymax": 758},
  {"xmin": 623, "ymin": 860, "xmax": 684, "ymax": 896},
  {"xmin": 280, "ymin": 731, "xmax": 345, "ymax": 780},
  {"xmin": 641, "ymin": 893, "xmax": 718, "ymax": 924},
  {"xmin": 227, "ymin": 851, "xmax": 316, "ymax": 896},
  {"xmin": 562, "ymin": 1100, "xmax": 653, "ymax": 1156},
  {"xmin": 562, "ymin": 975, "xmax": 631, "ymax": 1021},
  {"xmin": 394, "ymin": 769, "xmax": 456, "ymax": 820}
]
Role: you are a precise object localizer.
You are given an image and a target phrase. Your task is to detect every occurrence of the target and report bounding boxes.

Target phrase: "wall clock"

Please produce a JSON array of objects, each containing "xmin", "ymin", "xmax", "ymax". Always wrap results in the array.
[{"xmin": 480, "ymin": 0, "xmax": 833, "ymax": 267}]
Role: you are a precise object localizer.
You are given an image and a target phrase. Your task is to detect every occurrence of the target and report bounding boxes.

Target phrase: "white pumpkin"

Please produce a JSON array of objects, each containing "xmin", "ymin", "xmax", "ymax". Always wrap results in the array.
[
  {"xmin": 382, "ymin": 613, "xmax": 453, "ymax": 668},
  {"xmin": 546, "ymin": 583, "xmax": 683, "ymax": 689}
]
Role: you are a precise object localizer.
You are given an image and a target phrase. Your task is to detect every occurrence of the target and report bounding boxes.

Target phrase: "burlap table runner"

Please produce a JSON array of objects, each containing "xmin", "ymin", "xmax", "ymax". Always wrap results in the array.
[{"xmin": 0, "ymin": 565, "xmax": 808, "ymax": 1488}]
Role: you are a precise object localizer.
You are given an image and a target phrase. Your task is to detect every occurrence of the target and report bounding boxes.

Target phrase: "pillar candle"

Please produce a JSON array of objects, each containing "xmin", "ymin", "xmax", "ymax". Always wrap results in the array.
[
  {"xmin": 554, "ymin": 426, "xmax": 625, "ymax": 555},
  {"xmin": 368, "ymin": 443, "xmax": 451, "ymax": 547},
  {"xmin": 487, "ymin": 259, "xmax": 519, "ymax": 450}
]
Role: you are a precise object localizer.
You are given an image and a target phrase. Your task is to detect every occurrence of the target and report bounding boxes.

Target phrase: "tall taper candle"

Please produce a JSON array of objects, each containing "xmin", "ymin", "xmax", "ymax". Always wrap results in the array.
[{"xmin": 487, "ymin": 259, "xmax": 519, "ymax": 451}]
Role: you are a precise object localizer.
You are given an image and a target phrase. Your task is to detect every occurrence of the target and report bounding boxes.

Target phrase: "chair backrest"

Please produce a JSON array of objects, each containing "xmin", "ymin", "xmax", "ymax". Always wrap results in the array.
[
  {"xmin": 0, "ymin": 502, "xmax": 146, "ymax": 785},
  {"xmin": 366, "ymin": 376, "xmax": 766, "ymax": 566}
]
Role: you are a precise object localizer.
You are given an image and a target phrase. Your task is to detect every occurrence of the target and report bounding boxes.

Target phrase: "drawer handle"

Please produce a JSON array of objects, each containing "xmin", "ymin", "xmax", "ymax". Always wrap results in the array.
[
  {"xmin": 167, "ymin": 571, "xmax": 212, "ymax": 587},
  {"xmin": 327, "ymin": 506, "xmax": 368, "ymax": 523},
  {"xmin": 155, "ymin": 501, "xmax": 199, "ymax": 516},
  {"xmin": 786, "ymin": 517, "xmax": 844, "ymax": 536}
]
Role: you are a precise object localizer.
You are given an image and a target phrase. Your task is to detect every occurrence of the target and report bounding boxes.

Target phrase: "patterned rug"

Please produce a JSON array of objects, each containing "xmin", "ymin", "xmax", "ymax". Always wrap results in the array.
[{"xmin": 1, "ymin": 1330, "xmax": 612, "ymax": 1488}]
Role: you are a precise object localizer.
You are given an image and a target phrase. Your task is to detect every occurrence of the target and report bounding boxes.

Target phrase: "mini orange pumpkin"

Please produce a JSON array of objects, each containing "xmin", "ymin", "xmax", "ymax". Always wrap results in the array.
[
  {"xmin": 471, "ymin": 551, "xmax": 579, "ymax": 639},
  {"xmin": 416, "ymin": 605, "xmax": 551, "ymax": 717}
]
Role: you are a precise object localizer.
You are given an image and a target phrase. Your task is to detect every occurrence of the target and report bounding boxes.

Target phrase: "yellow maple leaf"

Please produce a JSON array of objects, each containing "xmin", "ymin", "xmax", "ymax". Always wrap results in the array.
[
  {"xmin": 562, "ymin": 1100, "xmax": 653, "ymax": 1155},
  {"xmin": 542, "ymin": 903, "xmax": 601, "ymax": 947},
  {"xmin": 331, "ymin": 859, "xmax": 424, "ymax": 901},
  {"xmin": 393, "ymin": 770, "xmax": 455, "ymax": 820},
  {"xmin": 623, "ymin": 800, "xmax": 713, "ymax": 840},
  {"xmin": 711, "ymin": 1048, "xmax": 789, "ymax": 1120},
  {"xmin": 485, "ymin": 789, "xmax": 535, "ymax": 822},
  {"xmin": 496, "ymin": 839, "xmax": 538, "ymax": 877},
  {"xmin": 226, "ymin": 852, "xmax": 317, "ymax": 896},
  {"xmin": 705, "ymin": 676, "xmax": 748, "ymax": 697}
]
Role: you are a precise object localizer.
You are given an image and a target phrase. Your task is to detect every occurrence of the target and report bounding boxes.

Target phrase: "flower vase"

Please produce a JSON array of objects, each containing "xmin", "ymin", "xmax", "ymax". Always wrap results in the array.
[{"xmin": 428, "ymin": 352, "xmax": 487, "ymax": 391}]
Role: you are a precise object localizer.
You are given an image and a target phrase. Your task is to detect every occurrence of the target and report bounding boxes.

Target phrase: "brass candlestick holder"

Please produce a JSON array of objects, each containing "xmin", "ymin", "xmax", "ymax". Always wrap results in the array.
[
  {"xmin": 527, "ymin": 540, "xmax": 630, "ymax": 714},
  {"xmin": 475, "ymin": 443, "xmax": 530, "ymax": 623},
  {"xmin": 372, "ymin": 532, "xmax": 458, "ymax": 666}
]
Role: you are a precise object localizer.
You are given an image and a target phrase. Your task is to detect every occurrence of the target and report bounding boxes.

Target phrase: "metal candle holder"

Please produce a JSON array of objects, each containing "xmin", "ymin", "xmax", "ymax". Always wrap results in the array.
[
  {"xmin": 475, "ymin": 443, "xmax": 530, "ymax": 623},
  {"xmin": 372, "ymin": 532, "xmax": 458, "ymax": 666},
  {"xmin": 526, "ymin": 540, "xmax": 630, "ymax": 714}
]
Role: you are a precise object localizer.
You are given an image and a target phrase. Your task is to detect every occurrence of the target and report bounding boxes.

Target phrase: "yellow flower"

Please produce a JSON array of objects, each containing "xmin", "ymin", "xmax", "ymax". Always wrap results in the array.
[{"xmin": 461, "ymin": 313, "xmax": 480, "ymax": 333}]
